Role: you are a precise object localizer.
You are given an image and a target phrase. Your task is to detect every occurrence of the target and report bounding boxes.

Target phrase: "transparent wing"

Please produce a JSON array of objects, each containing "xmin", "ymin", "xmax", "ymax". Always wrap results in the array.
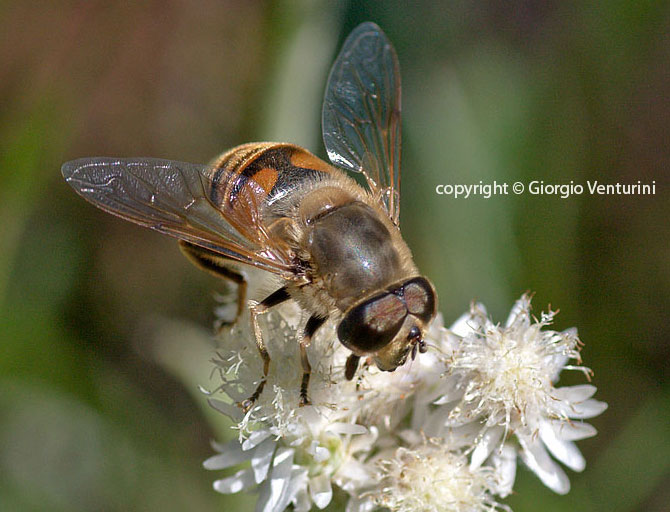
[
  {"xmin": 62, "ymin": 157, "xmax": 299, "ymax": 279},
  {"xmin": 322, "ymin": 22, "xmax": 402, "ymax": 224}
]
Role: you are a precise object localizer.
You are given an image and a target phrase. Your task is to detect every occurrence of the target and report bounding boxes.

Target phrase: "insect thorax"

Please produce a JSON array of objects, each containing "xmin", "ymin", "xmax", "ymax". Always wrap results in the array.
[{"xmin": 304, "ymin": 200, "xmax": 412, "ymax": 312}]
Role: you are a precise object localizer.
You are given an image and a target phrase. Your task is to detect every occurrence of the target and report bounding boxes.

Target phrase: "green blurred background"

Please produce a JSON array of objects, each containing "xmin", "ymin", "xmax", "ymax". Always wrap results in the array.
[{"xmin": 1, "ymin": 1, "xmax": 668, "ymax": 510}]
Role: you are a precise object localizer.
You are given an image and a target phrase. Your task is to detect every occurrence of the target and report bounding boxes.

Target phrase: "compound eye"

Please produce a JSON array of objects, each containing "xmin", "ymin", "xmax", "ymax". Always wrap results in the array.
[
  {"xmin": 402, "ymin": 277, "xmax": 437, "ymax": 324},
  {"xmin": 338, "ymin": 292, "xmax": 407, "ymax": 353}
]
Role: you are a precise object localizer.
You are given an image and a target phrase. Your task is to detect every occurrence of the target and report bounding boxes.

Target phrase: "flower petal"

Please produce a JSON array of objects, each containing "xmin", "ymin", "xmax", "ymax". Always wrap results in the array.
[
  {"xmin": 326, "ymin": 422, "xmax": 367, "ymax": 435},
  {"xmin": 562, "ymin": 327, "xmax": 578, "ymax": 338},
  {"xmin": 505, "ymin": 295, "xmax": 529, "ymax": 328},
  {"xmin": 251, "ymin": 438, "xmax": 276, "ymax": 483},
  {"xmin": 518, "ymin": 436, "xmax": 570, "ymax": 494},
  {"xmin": 546, "ymin": 419, "xmax": 597, "ymax": 441},
  {"xmin": 470, "ymin": 426, "xmax": 504, "ymax": 469},
  {"xmin": 309, "ymin": 473, "xmax": 333, "ymax": 509},
  {"xmin": 213, "ymin": 468, "xmax": 256, "ymax": 494},
  {"xmin": 433, "ymin": 395, "xmax": 456, "ymax": 406},
  {"xmin": 255, "ymin": 447, "xmax": 294, "ymax": 512},
  {"xmin": 208, "ymin": 398, "xmax": 243, "ymax": 421},
  {"xmin": 335, "ymin": 459, "xmax": 375, "ymax": 492},
  {"xmin": 555, "ymin": 397, "xmax": 608, "ymax": 419},
  {"xmin": 346, "ymin": 495, "xmax": 376, "ymax": 512},
  {"xmin": 540, "ymin": 421, "xmax": 586, "ymax": 471},
  {"xmin": 443, "ymin": 422, "xmax": 482, "ymax": 449},
  {"xmin": 287, "ymin": 467, "xmax": 309, "ymax": 511},
  {"xmin": 449, "ymin": 310, "xmax": 479, "ymax": 337},
  {"xmin": 298, "ymin": 406, "xmax": 324, "ymax": 436},
  {"xmin": 243, "ymin": 429, "xmax": 272, "ymax": 451},
  {"xmin": 492, "ymin": 444, "xmax": 517, "ymax": 497},
  {"xmin": 349, "ymin": 426, "xmax": 379, "ymax": 453},
  {"xmin": 547, "ymin": 353, "xmax": 571, "ymax": 380},
  {"xmin": 204, "ymin": 439, "xmax": 252, "ymax": 470},
  {"xmin": 293, "ymin": 487, "xmax": 311, "ymax": 512},
  {"xmin": 552, "ymin": 384, "xmax": 597, "ymax": 402}
]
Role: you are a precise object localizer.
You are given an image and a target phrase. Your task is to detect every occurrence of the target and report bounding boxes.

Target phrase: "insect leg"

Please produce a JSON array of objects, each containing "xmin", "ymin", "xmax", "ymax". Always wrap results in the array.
[
  {"xmin": 241, "ymin": 286, "xmax": 291, "ymax": 412},
  {"xmin": 345, "ymin": 353, "xmax": 361, "ymax": 381},
  {"xmin": 178, "ymin": 241, "xmax": 247, "ymax": 326},
  {"xmin": 299, "ymin": 315, "xmax": 327, "ymax": 406}
]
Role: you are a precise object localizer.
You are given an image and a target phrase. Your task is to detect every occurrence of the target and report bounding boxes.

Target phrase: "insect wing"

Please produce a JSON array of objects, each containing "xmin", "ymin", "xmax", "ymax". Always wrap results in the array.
[
  {"xmin": 322, "ymin": 22, "xmax": 402, "ymax": 224},
  {"xmin": 62, "ymin": 157, "xmax": 297, "ymax": 278}
]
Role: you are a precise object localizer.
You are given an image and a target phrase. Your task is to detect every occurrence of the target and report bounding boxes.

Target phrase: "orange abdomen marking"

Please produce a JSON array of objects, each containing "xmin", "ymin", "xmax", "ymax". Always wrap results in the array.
[
  {"xmin": 202, "ymin": 143, "xmax": 334, "ymax": 244},
  {"xmin": 252, "ymin": 167, "xmax": 280, "ymax": 195},
  {"xmin": 208, "ymin": 143, "xmax": 333, "ymax": 214}
]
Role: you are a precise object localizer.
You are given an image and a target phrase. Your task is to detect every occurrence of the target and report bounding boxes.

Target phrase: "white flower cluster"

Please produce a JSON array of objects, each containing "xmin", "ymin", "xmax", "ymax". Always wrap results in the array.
[{"xmin": 203, "ymin": 294, "xmax": 606, "ymax": 511}]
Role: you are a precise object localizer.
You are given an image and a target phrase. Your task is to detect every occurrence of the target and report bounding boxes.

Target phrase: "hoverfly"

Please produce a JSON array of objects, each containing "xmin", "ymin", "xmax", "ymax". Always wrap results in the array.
[{"xmin": 62, "ymin": 22, "xmax": 437, "ymax": 410}]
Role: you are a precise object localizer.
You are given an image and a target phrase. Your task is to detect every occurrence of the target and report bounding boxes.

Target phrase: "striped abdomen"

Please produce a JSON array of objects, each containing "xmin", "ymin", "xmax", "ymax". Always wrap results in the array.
[{"xmin": 206, "ymin": 142, "xmax": 334, "ymax": 215}]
